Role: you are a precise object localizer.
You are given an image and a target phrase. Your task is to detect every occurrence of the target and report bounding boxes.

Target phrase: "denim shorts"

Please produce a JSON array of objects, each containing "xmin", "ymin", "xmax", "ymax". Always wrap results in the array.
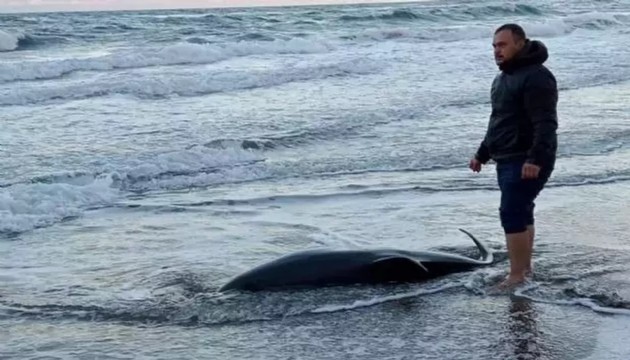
[{"xmin": 496, "ymin": 158, "xmax": 553, "ymax": 234}]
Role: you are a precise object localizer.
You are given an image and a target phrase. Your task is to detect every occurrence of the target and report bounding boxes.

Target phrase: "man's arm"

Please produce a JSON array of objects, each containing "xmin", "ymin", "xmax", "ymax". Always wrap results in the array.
[
  {"xmin": 475, "ymin": 139, "xmax": 491, "ymax": 164},
  {"xmin": 523, "ymin": 69, "xmax": 558, "ymax": 167}
]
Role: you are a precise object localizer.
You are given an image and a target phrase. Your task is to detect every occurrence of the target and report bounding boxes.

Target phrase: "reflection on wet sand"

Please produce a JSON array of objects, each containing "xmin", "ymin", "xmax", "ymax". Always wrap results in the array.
[{"xmin": 507, "ymin": 297, "xmax": 545, "ymax": 360}]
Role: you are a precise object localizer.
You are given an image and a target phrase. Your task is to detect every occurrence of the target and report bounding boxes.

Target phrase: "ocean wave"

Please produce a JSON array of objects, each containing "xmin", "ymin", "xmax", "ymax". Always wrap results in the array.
[
  {"xmin": 202, "ymin": 139, "xmax": 279, "ymax": 151},
  {"xmin": 434, "ymin": 3, "xmax": 545, "ymax": 20},
  {"xmin": 0, "ymin": 143, "xmax": 464, "ymax": 235},
  {"xmin": 0, "ymin": 145, "xmax": 265, "ymax": 235},
  {"xmin": 92, "ymin": 23, "xmax": 143, "ymax": 32},
  {"xmin": 344, "ymin": 11, "xmax": 629, "ymax": 43},
  {"xmin": 185, "ymin": 37, "xmax": 214, "ymax": 45},
  {"xmin": 0, "ymin": 175, "xmax": 117, "ymax": 235},
  {"xmin": 338, "ymin": 4, "xmax": 545, "ymax": 23},
  {"xmin": 0, "ymin": 30, "xmax": 22, "ymax": 52},
  {"xmin": 339, "ymin": 9, "xmax": 430, "ymax": 22},
  {"xmin": 0, "ymin": 38, "xmax": 334, "ymax": 83},
  {"xmin": 4, "ymin": 149, "xmax": 630, "ymax": 235},
  {"xmin": 155, "ymin": 167, "xmax": 630, "ymax": 209},
  {"xmin": 235, "ymin": 32, "xmax": 276, "ymax": 42},
  {"xmin": 199, "ymin": 107, "xmax": 408, "ymax": 152},
  {"xmin": 142, "ymin": 11, "xmax": 280, "ymax": 27},
  {"xmin": 136, "ymin": 170, "xmax": 629, "ymax": 210},
  {"xmin": 563, "ymin": 11, "xmax": 628, "ymax": 29},
  {"xmin": 0, "ymin": 58, "xmax": 382, "ymax": 106},
  {"xmin": 0, "ymin": 29, "xmax": 69, "ymax": 52}
]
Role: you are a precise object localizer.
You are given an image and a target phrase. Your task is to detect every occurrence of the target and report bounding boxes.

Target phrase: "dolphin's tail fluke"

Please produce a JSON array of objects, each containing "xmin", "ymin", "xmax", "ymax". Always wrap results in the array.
[{"xmin": 458, "ymin": 228, "xmax": 493, "ymax": 264}]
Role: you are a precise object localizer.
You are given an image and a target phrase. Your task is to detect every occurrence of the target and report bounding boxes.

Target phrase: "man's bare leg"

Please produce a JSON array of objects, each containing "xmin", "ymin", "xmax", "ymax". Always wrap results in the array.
[
  {"xmin": 498, "ymin": 230, "xmax": 530, "ymax": 289},
  {"xmin": 525, "ymin": 224, "xmax": 535, "ymax": 277}
]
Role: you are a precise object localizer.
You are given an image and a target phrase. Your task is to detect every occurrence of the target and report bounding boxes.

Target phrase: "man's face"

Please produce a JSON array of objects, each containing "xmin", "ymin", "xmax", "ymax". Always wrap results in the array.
[{"xmin": 493, "ymin": 30, "xmax": 525, "ymax": 66}]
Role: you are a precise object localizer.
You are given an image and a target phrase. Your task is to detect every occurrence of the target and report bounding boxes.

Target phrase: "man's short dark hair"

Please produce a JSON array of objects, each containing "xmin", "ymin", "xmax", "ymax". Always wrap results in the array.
[{"xmin": 495, "ymin": 23, "xmax": 527, "ymax": 41}]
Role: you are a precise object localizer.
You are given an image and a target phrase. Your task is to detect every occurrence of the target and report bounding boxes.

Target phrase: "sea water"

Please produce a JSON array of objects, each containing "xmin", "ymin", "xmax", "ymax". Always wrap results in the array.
[{"xmin": 2, "ymin": 1, "xmax": 630, "ymax": 358}]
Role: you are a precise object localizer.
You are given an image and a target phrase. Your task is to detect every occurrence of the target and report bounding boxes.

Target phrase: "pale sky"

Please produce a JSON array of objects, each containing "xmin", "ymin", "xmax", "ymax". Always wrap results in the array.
[{"xmin": 0, "ymin": 0, "xmax": 418, "ymax": 13}]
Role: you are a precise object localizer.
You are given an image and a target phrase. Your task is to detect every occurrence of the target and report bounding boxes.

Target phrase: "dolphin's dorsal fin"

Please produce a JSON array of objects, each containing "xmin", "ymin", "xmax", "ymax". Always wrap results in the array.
[
  {"xmin": 458, "ymin": 228, "xmax": 493, "ymax": 264},
  {"xmin": 369, "ymin": 256, "xmax": 429, "ymax": 282}
]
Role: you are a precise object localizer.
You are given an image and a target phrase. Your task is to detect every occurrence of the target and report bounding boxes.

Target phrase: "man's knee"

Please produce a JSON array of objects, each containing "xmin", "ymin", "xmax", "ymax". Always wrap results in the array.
[
  {"xmin": 526, "ymin": 205, "xmax": 535, "ymax": 226},
  {"xmin": 497, "ymin": 160, "xmax": 549, "ymax": 233},
  {"xmin": 500, "ymin": 208, "xmax": 529, "ymax": 234},
  {"xmin": 499, "ymin": 189, "xmax": 532, "ymax": 233}
]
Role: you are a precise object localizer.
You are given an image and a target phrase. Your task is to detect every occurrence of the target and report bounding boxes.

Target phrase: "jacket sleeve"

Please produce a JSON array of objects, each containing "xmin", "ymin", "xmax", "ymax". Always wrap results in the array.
[
  {"xmin": 523, "ymin": 69, "xmax": 558, "ymax": 167},
  {"xmin": 475, "ymin": 139, "xmax": 491, "ymax": 164}
]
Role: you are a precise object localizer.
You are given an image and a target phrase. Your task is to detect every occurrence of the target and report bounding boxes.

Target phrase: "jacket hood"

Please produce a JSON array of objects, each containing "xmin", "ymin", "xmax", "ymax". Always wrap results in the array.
[{"xmin": 499, "ymin": 39, "xmax": 549, "ymax": 73}]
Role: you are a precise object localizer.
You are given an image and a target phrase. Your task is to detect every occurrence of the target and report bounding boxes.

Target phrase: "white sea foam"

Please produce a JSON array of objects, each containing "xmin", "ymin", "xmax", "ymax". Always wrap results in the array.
[
  {"xmin": 115, "ymin": 145, "xmax": 268, "ymax": 191},
  {"xmin": 311, "ymin": 282, "xmax": 461, "ymax": 314},
  {"xmin": 0, "ymin": 145, "xmax": 266, "ymax": 234},
  {"xmin": 0, "ymin": 38, "xmax": 334, "ymax": 83},
  {"xmin": 0, "ymin": 58, "xmax": 382, "ymax": 106},
  {"xmin": 0, "ymin": 175, "xmax": 117, "ymax": 234},
  {"xmin": 0, "ymin": 30, "xmax": 22, "ymax": 52}
]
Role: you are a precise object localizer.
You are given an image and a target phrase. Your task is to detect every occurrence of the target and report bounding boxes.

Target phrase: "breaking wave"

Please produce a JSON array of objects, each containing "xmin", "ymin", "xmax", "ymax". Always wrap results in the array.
[
  {"xmin": 0, "ymin": 30, "xmax": 22, "ymax": 52},
  {"xmin": 0, "ymin": 58, "xmax": 382, "ymax": 106},
  {"xmin": 0, "ymin": 38, "xmax": 334, "ymax": 83},
  {"xmin": 338, "ymin": 4, "xmax": 545, "ymax": 23},
  {"xmin": 344, "ymin": 11, "xmax": 630, "ymax": 42}
]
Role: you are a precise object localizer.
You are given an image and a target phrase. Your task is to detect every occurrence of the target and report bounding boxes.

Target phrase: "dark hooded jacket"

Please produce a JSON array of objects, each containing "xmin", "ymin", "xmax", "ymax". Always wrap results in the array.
[{"xmin": 475, "ymin": 39, "xmax": 558, "ymax": 169}]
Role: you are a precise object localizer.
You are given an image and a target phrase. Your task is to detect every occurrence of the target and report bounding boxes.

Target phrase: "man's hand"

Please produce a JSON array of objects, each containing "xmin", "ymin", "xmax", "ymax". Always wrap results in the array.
[
  {"xmin": 522, "ymin": 163, "xmax": 540, "ymax": 179},
  {"xmin": 469, "ymin": 158, "xmax": 482, "ymax": 173}
]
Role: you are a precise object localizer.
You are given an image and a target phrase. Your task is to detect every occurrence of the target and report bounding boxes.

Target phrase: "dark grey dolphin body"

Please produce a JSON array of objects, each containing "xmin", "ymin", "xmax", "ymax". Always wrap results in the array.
[{"xmin": 219, "ymin": 229, "xmax": 493, "ymax": 292}]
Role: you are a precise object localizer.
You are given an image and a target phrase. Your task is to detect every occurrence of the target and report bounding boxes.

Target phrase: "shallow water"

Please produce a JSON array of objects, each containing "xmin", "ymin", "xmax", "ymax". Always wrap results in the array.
[{"xmin": 2, "ymin": 0, "xmax": 630, "ymax": 358}]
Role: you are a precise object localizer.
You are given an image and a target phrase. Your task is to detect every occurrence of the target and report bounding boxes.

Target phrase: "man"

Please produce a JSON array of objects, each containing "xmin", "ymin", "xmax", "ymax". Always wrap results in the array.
[{"xmin": 469, "ymin": 23, "xmax": 558, "ymax": 289}]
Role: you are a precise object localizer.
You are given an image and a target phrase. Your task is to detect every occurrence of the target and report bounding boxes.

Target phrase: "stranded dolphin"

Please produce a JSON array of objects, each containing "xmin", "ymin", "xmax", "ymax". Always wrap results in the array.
[{"xmin": 219, "ymin": 229, "xmax": 494, "ymax": 292}]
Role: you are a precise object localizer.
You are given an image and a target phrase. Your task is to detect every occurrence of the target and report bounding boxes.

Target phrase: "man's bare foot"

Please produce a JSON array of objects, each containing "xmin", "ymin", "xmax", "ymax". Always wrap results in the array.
[
  {"xmin": 525, "ymin": 267, "xmax": 533, "ymax": 278},
  {"xmin": 496, "ymin": 273, "xmax": 526, "ymax": 290}
]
